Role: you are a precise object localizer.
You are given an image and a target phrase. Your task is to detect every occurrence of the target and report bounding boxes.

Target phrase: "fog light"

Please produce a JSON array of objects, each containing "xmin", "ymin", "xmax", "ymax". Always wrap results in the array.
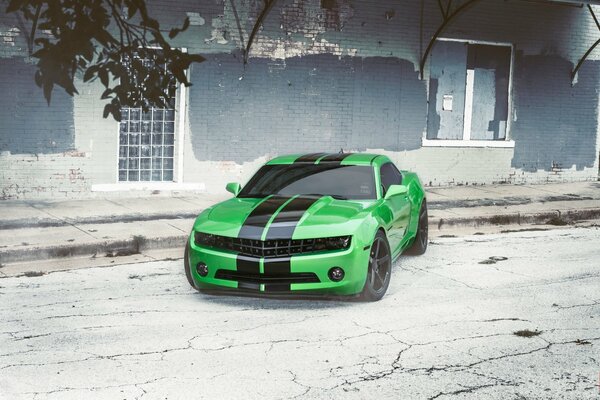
[
  {"xmin": 328, "ymin": 267, "xmax": 345, "ymax": 282},
  {"xmin": 196, "ymin": 262, "xmax": 208, "ymax": 277}
]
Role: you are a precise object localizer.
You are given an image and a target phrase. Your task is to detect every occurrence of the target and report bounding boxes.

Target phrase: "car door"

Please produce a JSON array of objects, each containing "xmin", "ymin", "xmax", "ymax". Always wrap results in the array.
[{"xmin": 380, "ymin": 162, "xmax": 411, "ymax": 253}]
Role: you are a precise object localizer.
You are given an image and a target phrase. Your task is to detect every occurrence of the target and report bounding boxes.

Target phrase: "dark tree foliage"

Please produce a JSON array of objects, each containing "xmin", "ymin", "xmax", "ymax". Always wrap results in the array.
[{"xmin": 5, "ymin": 0, "xmax": 206, "ymax": 120}]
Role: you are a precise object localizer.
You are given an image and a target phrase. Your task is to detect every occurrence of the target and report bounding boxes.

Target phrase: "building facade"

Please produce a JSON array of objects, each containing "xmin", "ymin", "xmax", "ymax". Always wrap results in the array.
[{"xmin": 1, "ymin": 0, "xmax": 599, "ymax": 199}]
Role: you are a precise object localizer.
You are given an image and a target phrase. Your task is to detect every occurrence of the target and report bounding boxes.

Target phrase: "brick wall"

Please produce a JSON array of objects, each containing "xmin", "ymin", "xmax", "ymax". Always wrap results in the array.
[
  {"xmin": 1, "ymin": 0, "xmax": 599, "ymax": 199},
  {"xmin": 181, "ymin": 0, "xmax": 600, "ymax": 191}
]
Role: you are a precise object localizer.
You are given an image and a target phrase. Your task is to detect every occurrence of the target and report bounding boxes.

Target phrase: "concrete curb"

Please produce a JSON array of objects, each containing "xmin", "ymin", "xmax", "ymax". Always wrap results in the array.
[
  {"xmin": 0, "ymin": 212, "xmax": 201, "ymax": 230},
  {"xmin": 1, "ymin": 207, "xmax": 599, "ymax": 265},
  {"xmin": 0, "ymin": 235, "xmax": 188, "ymax": 264},
  {"xmin": 431, "ymin": 207, "xmax": 600, "ymax": 230}
]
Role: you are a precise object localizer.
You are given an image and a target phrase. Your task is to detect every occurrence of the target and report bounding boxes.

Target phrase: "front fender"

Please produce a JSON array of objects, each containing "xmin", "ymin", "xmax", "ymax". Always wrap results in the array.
[{"xmin": 354, "ymin": 211, "xmax": 387, "ymax": 250}]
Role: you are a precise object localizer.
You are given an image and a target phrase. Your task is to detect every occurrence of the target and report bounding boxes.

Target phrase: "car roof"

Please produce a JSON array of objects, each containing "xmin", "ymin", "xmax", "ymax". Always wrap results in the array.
[{"xmin": 267, "ymin": 153, "xmax": 391, "ymax": 167}]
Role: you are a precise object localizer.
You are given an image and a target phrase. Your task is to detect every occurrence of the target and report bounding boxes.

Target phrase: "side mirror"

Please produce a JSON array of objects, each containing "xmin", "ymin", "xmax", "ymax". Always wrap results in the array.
[
  {"xmin": 384, "ymin": 184, "xmax": 408, "ymax": 200},
  {"xmin": 226, "ymin": 182, "xmax": 241, "ymax": 196}
]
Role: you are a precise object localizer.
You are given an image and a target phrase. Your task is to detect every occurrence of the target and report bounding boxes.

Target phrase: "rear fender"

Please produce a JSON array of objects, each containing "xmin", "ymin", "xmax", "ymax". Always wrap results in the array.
[{"xmin": 400, "ymin": 171, "xmax": 426, "ymax": 239}]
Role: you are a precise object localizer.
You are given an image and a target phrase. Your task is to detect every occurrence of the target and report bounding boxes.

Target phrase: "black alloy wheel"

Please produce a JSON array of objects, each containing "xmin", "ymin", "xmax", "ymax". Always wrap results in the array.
[
  {"xmin": 361, "ymin": 231, "xmax": 392, "ymax": 301},
  {"xmin": 407, "ymin": 200, "xmax": 428, "ymax": 255}
]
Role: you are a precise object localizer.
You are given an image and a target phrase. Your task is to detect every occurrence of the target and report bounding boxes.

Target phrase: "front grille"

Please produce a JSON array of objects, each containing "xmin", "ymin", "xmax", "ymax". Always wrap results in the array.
[
  {"xmin": 214, "ymin": 269, "xmax": 320, "ymax": 284},
  {"xmin": 195, "ymin": 233, "xmax": 350, "ymax": 258}
]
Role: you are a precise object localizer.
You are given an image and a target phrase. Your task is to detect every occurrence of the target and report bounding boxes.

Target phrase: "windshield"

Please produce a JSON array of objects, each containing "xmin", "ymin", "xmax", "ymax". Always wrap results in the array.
[{"xmin": 238, "ymin": 164, "xmax": 376, "ymax": 200}]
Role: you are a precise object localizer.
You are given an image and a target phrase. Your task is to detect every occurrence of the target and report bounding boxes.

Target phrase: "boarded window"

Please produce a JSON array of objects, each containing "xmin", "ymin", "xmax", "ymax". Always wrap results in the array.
[{"xmin": 427, "ymin": 41, "xmax": 511, "ymax": 141}]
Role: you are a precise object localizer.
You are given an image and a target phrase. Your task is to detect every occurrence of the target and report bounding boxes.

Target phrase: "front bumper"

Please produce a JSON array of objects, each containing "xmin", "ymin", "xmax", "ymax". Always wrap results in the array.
[{"xmin": 186, "ymin": 235, "xmax": 370, "ymax": 296}]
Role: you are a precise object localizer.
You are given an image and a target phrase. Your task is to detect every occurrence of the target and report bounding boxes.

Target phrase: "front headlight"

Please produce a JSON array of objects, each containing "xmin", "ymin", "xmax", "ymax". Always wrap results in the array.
[
  {"xmin": 195, "ymin": 232, "xmax": 216, "ymax": 247},
  {"xmin": 323, "ymin": 235, "xmax": 352, "ymax": 250}
]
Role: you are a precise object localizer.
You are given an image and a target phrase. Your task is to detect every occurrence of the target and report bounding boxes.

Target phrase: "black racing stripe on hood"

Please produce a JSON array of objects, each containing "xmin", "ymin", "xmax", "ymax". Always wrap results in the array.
[
  {"xmin": 264, "ymin": 195, "xmax": 322, "ymax": 240},
  {"xmin": 294, "ymin": 153, "xmax": 327, "ymax": 163},
  {"xmin": 237, "ymin": 195, "xmax": 291, "ymax": 240},
  {"xmin": 318, "ymin": 153, "xmax": 354, "ymax": 163},
  {"xmin": 263, "ymin": 257, "xmax": 291, "ymax": 291}
]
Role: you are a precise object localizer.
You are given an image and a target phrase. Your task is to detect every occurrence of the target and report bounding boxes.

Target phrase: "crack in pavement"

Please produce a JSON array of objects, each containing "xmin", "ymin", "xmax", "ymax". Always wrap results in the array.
[
  {"xmin": 399, "ymin": 263, "xmax": 482, "ymax": 290},
  {"xmin": 331, "ymin": 336, "xmax": 600, "ymax": 392},
  {"xmin": 428, "ymin": 382, "xmax": 503, "ymax": 399},
  {"xmin": 0, "ymin": 335, "xmax": 204, "ymax": 370},
  {"xmin": 553, "ymin": 298, "xmax": 600, "ymax": 310},
  {"xmin": 24, "ymin": 377, "xmax": 168, "ymax": 399},
  {"xmin": 2, "ymin": 227, "xmax": 599, "ymax": 398}
]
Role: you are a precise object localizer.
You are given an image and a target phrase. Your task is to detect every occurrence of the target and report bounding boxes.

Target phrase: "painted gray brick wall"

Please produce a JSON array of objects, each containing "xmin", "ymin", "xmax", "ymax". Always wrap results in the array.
[
  {"xmin": 0, "ymin": 58, "xmax": 74, "ymax": 154},
  {"xmin": 1, "ymin": 0, "xmax": 600, "ymax": 198},
  {"xmin": 188, "ymin": 53, "xmax": 426, "ymax": 163},
  {"xmin": 188, "ymin": 50, "xmax": 599, "ymax": 173},
  {"xmin": 512, "ymin": 55, "xmax": 600, "ymax": 172}
]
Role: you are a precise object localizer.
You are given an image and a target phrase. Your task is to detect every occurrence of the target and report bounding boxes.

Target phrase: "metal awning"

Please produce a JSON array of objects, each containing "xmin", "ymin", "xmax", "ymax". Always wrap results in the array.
[{"xmin": 544, "ymin": 0, "xmax": 600, "ymax": 5}]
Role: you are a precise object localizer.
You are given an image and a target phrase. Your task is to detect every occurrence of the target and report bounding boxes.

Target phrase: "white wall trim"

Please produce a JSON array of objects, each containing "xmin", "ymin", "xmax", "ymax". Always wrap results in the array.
[
  {"xmin": 463, "ymin": 68, "xmax": 475, "ymax": 140},
  {"xmin": 176, "ymin": 47, "xmax": 188, "ymax": 183},
  {"xmin": 421, "ymin": 138, "xmax": 515, "ymax": 148},
  {"xmin": 92, "ymin": 182, "xmax": 206, "ymax": 192}
]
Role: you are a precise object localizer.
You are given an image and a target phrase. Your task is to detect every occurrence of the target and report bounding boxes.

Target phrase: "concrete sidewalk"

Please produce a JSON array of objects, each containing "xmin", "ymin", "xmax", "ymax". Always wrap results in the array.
[{"xmin": 1, "ymin": 181, "xmax": 599, "ymax": 270}]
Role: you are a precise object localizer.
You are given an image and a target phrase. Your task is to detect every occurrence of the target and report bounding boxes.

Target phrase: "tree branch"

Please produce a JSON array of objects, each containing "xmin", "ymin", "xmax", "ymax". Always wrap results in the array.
[{"xmin": 29, "ymin": 3, "xmax": 42, "ymax": 54}]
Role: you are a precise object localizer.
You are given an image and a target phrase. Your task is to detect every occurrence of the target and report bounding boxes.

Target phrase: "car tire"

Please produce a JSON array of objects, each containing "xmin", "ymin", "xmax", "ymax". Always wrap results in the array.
[
  {"xmin": 184, "ymin": 242, "xmax": 199, "ymax": 291},
  {"xmin": 407, "ymin": 200, "xmax": 428, "ymax": 256},
  {"xmin": 361, "ymin": 230, "xmax": 392, "ymax": 301}
]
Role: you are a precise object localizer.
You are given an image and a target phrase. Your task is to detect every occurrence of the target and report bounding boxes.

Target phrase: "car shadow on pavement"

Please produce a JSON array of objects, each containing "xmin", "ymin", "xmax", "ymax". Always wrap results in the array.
[{"xmin": 191, "ymin": 289, "xmax": 360, "ymax": 310}]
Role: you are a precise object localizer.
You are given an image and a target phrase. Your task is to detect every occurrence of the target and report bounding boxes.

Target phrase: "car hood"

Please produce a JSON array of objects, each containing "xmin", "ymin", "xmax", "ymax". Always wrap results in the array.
[{"xmin": 193, "ymin": 195, "xmax": 373, "ymax": 239}]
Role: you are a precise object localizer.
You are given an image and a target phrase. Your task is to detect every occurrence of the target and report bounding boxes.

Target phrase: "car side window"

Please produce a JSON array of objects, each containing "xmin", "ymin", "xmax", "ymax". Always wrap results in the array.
[{"xmin": 380, "ymin": 162, "xmax": 403, "ymax": 196}]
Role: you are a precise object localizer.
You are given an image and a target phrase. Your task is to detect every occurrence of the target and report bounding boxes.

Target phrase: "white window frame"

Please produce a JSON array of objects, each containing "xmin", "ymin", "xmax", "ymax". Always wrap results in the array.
[
  {"xmin": 92, "ymin": 48, "xmax": 198, "ymax": 192},
  {"xmin": 422, "ymin": 38, "xmax": 515, "ymax": 149}
]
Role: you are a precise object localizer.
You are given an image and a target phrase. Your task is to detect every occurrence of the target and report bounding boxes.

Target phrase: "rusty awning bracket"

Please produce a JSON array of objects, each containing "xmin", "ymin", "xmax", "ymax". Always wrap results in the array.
[
  {"xmin": 419, "ymin": 0, "xmax": 481, "ymax": 79},
  {"xmin": 572, "ymin": 4, "xmax": 600, "ymax": 83},
  {"xmin": 244, "ymin": 0, "xmax": 278, "ymax": 65}
]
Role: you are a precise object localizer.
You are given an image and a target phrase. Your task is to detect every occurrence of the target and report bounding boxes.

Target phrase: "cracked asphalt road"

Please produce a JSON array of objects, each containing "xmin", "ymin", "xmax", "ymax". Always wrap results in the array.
[{"xmin": 1, "ymin": 227, "xmax": 599, "ymax": 399}]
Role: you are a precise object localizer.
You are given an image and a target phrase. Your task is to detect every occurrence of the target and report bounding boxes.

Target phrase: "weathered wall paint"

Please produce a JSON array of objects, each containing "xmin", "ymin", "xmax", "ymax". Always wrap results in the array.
[
  {"xmin": 188, "ymin": 53, "xmax": 426, "ymax": 163},
  {"xmin": 511, "ymin": 56, "xmax": 600, "ymax": 172},
  {"xmin": 0, "ymin": 58, "xmax": 74, "ymax": 154},
  {"xmin": 2, "ymin": 0, "xmax": 600, "ymax": 199}
]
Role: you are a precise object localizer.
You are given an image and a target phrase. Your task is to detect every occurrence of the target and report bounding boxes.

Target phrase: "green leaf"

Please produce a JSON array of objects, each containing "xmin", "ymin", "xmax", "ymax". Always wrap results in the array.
[
  {"xmin": 43, "ymin": 80, "xmax": 53, "ymax": 105},
  {"xmin": 187, "ymin": 54, "xmax": 206, "ymax": 63},
  {"xmin": 142, "ymin": 18, "xmax": 159, "ymax": 30},
  {"xmin": 82, "ymin": 42, "xmax": 95, "ymax": 62},
  {"xmin": 5, "ymin": 0, "xmax": 23, "ymax": 13},
  {"xmin": 169, "ymin": 16, "xmax": 190, "ymax": 39},
  {"xmin": 110, "ymin": 106, "xmax": 122, "ymax": 121},
  {"xmin": 98, "ymin": 68, "xmax": 108, "ymax": 87},
  {"xmin": 83, "ymin": 66, "xmax": 97, "ymax": 82},
  {"xmin": 103, "ymin": 103, "xmax": 112, "ymax": 118},
  {"xmin": 126, "ymin": 3, "xmax": 138, "ymax": 19},
  {"xmin": 34, "ymin": 70, "xmax": 43, "ymax": 87},
  {"xmin": 101, "ymin": 88, "xmax": 113, "ymax": 99}
]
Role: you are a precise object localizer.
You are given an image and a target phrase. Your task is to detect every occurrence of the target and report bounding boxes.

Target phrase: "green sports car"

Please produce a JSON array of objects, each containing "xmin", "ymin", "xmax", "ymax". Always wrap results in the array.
[{"xmin": 185, "ymin": 152, "xmax": 428, "ymax": 301}]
